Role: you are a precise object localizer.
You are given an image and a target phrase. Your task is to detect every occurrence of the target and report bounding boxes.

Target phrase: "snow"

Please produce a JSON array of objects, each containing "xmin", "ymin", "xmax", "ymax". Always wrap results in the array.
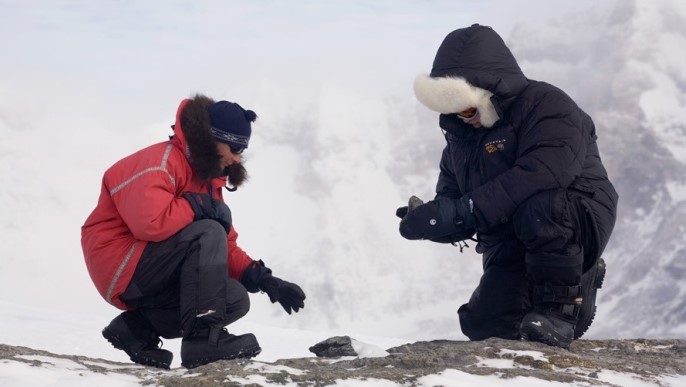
[
  {"xmin": 497, "ymin": 348, "xmax": 548, "ymax": 362},
  {"xmin": 416, "ymin": 369, "xmax": 583, "ymax": 387},
  {"xmin": 350, "ymin": 338, "xmax": 389, "ymax": 358},
  {"xmin": 244, "ymin": 362, "xmax": 307, "ymax": 376},
  {"xmin": 0, "ymin": 301, "xmax": 407, "ymax": 367},
  {"xmin": 226, "ymin": 374, "xmax": 298, "ymax": 386},
  {"xmin": 0, "ymin": 359, "xmax": 144, "ymax": 387},
  {"xmin": 475, "ymin": 349, "xmax": 549, "ymax": 369},
  {"xmin": 5, "ymin": 357, "xmax": 685, "ymax": 387},
  {"xmin": 476, "ymin": 357, "xmax": 520, "ymax": 369},
  {"xmin": 596, "ymin": 370, "xmax": 686, "ymax": 387}
]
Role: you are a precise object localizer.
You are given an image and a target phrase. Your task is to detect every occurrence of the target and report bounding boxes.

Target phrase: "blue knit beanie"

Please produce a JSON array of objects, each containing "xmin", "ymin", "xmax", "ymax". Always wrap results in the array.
[{"xmin": 207, "ymin": 101, "xmax": 257, "ymax": 150}]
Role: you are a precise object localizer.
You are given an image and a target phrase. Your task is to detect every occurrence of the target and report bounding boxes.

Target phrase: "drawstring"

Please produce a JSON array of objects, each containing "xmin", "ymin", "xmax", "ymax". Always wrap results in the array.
[
  {"xmin": 451, "ymin": 237, "xmax": 478, "ymax": 253},
  {"xmin": 453, "ymin": 240, "xmax": 469, "ymax": 253}
]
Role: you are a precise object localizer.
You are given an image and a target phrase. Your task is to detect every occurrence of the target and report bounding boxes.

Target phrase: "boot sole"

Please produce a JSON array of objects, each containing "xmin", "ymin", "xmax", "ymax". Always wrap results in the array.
[
  {"xmin": 181, "ymin": 341, "xmax": 262, "ymax": 369},
  {"xmin": 574, "ymin": 258, "xmax": 606, "ymax": 339},
  {"xmin": 102, "ymin": 327, "xmax": 172, "ymax": 369}
]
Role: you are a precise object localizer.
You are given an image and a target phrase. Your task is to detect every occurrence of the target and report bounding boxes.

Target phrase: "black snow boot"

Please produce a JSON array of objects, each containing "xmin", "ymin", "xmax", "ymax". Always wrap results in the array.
[
  {"xmin": 574, "ymin": 258, "xmax": 606, "ymax": 339},
  {"xmin": 521, "ymin": 309, "xmax": 576, "ymax": 349},
  {"xmin": 102, "ymin": 312, "xmax": 173, "ymax": 369},
  {"xmin": 520, "ymin": 283, "xmax": 582, "ymax": 349},
  {"xmin": 180, "ymin": 327, "xmax": 261, "ymax": 369}
]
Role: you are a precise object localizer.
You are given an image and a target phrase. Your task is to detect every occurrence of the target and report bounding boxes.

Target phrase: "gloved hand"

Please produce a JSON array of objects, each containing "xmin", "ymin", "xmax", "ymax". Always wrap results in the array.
[
  {"xmin": 398, "ymin": 195, "xmax": 476, "ymax": 240},
  {"xmin": 182, "ymin": 192, "xmax": 232, "ymax": 233},
  {"xmin": 240, "ymin": 260, "xmax": 306, "ymax": 314},
  {"xmin": 259, "ymin": 276, "xmax": 306, "ymax": 315}
]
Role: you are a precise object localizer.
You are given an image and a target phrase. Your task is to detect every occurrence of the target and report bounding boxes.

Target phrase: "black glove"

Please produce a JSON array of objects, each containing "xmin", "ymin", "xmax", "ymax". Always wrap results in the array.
[
  {"xmin": 398, "ymin": 195, "xmax": 476, "ymax": 240},
  {"xmin": 240, "ymin": 260, "xmax": 306, "ymax": 314},
  {"xmin": 182, "ymin": 192, "xmax": 232, "ymax": 233},
  {"xmin": 259, "ymin": 276, "xmax": 306, "ymax": 314}
]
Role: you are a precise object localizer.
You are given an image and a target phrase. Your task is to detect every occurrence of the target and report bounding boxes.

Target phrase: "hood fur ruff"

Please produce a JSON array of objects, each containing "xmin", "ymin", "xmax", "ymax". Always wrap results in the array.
[
  {"xmin": 180, "ymin": 94, "xmax": 222, "ymax": 181},
  {"xmin": 414, "ymin": 74, "xmax": 500, "ymax": 128}
]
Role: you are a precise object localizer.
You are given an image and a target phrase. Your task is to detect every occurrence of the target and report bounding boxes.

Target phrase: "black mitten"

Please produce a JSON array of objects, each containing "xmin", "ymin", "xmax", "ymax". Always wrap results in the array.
[
  {"xmin": 398, "ymin": 195, "xmax": 477, "ymax": 240},
  {"xmin": 182, "ymin": 192, "xmax": 232, "ymax": 233},
  {"xmin": 399, "ymin": 196, "xmax": 459, "ymax": 240}
]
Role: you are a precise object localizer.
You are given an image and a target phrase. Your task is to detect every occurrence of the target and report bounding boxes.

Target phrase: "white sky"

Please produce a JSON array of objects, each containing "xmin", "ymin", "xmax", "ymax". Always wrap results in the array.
[{"xmin": 0, "ymin": 0, "xmax": 598, "ymax": 126}]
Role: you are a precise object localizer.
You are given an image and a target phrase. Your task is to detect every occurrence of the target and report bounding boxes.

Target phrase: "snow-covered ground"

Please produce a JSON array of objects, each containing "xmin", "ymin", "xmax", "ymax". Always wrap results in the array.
[{"xmin": 0, "ymin": 301, "xmax": 407, "ymax": 366}]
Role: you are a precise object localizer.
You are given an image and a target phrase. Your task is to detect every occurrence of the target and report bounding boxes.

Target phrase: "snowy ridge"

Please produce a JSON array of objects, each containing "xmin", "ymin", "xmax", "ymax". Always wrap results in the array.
[{"xmin": 2, "ymin": 338, "xmax": 686, "ymax": 387}]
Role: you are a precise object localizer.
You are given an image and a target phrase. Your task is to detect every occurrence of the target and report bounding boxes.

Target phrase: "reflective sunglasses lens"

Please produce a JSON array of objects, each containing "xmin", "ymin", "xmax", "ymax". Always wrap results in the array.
[
  {"xmin": 230, "ymin": 146, "xmax": 245, "ymax": 154},
  {"xmin": 456, "ymin": 108, "xmax": 478, "ymax": 120}
]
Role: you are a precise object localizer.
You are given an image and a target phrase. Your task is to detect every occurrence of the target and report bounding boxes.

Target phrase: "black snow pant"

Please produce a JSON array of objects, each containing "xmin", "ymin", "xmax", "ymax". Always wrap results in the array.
[
  {"xmin": 458, "ymin": 188, "xmax": 608, "ymax": 341},
  {"xmin": 120, "ymin": 219, "xmax": 250, "ymax": 339}
]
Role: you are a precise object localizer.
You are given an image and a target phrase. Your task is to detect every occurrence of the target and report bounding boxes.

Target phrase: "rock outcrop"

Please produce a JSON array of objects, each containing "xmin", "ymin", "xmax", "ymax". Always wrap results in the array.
[{"xmin": 2, "ymin": 338, "xmax": 685, "ymax": 386}]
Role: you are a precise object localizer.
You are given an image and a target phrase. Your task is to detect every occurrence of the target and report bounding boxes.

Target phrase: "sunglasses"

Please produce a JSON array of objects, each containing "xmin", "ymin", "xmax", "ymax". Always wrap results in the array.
[
  {"xmin": 455, "ymin": 107, "xmax": 479, "ymax": 120},
  {"xmin": 230, "ymin": 145, "xmax": 245, "ymax": 155}
]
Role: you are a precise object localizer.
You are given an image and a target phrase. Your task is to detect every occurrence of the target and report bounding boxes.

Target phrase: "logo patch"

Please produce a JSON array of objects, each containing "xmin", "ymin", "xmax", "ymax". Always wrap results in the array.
[{"xmin": 485, "ymin": 139, "xmax": 506, "ymax": 153}]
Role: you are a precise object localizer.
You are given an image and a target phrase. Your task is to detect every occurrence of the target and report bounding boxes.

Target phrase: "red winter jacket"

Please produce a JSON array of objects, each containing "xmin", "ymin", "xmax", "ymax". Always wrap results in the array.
[{"xmin": 81, "ymin": 98, "xmax": 253, "ymax": 310}]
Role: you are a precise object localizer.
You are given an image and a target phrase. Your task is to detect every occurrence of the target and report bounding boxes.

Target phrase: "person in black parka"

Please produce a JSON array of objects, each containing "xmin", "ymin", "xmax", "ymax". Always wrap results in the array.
[{"xmin": 397, "ymin": 24, "xmax": 618, "ymax": 348}]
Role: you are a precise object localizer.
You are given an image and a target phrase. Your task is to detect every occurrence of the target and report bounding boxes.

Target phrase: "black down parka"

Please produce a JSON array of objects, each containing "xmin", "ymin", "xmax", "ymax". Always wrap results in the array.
[{"xmin": 430, "ymin": 25, "xmax": 618, "ymax": 257}]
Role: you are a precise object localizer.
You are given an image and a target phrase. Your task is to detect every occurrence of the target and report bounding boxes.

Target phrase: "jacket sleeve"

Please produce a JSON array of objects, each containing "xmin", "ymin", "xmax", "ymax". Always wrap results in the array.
[
  {"xmin": 435, "ymin": 144, "xmax": 463, "ymax": 199},
  {"xmin": 471, "ymin": 92, "xmax": 587, "ymax": 230},
  {"xmin": 227, "ymin": 226, "xmax": 254, "ymax": 280},
  {"xmin": 108, "ymin": 168, "xmax": 195, "ymax": 242}
]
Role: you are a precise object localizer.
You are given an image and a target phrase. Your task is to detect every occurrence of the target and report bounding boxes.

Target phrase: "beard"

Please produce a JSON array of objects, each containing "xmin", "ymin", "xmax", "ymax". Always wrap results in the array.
[{"xmin": 222, "ymin": 162, "xmax": 249, "ymax": 191}]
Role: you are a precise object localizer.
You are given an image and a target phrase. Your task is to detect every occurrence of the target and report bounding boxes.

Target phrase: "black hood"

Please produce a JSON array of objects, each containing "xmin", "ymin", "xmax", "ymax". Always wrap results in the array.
[{"xmin": 431, "ymin": 24, "xmax": 529, "ymax": 114}]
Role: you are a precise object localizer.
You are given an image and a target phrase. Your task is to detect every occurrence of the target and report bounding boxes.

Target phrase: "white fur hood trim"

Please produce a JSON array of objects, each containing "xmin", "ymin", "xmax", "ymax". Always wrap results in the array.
[{"xmin": 413, "ymin": 74, "xmax": 500, "ymax": 128}]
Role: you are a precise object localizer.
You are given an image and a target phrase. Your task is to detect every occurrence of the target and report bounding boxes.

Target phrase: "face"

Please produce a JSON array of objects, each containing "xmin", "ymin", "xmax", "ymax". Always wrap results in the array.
[
  {"xmin": 216, "ymin": 142, "xmax": 249, "ymax": 188},
  {"xmin": 456, "ymin": 107, "xmax": 482, "ymax": 128},
  {"xmin": 216, "ymin": 142, "xmax": 243, "ymax": 170}
]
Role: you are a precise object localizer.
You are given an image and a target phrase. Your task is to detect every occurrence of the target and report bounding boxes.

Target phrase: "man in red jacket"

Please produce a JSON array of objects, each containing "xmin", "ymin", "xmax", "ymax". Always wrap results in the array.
[{"xmin": 81, "ymin": 94, "xmax": 306, "ymax": 369}]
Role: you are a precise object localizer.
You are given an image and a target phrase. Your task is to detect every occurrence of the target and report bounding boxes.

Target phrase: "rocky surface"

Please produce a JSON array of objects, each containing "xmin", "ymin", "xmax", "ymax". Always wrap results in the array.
[{"xmin": 2, "ymin": 338, "xmax": 686, "ymax": 386}]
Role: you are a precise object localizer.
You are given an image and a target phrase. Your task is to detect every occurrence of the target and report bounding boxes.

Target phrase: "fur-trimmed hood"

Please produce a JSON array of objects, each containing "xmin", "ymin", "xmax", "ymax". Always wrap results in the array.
[
  {"xmin": 414, "ymin": 75, "xmax": 500, "ymax": 128},
  {"xmin": 414, "ymin": 24, "xmax": 529, "ymax": 128},
  {"xmin": 172, "ymin": 94, "xmax": 222, "ymax": 181}
]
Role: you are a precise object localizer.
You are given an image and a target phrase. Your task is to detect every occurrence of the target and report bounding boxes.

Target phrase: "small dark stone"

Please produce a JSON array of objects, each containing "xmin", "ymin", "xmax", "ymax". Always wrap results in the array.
[{"xmin": 309, "ymin": 336, "xmax": 358, "ymax": 357}]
